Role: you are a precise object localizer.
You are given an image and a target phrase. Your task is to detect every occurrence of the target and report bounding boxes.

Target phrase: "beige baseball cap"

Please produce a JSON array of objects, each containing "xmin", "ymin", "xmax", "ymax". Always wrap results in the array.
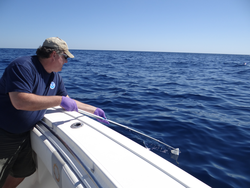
[{"xmin": 42, "ymin": 37, "xmax": 74, "ymax": 58}]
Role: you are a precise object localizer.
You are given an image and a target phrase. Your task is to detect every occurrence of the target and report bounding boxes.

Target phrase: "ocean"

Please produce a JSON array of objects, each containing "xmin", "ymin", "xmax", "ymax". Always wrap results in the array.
[{"xmin": 0, "ymin": 48, "xmax": 249, "ymax": 188}]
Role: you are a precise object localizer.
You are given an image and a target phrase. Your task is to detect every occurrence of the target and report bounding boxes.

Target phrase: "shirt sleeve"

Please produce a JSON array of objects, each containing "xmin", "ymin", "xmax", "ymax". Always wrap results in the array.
[{"xmin": 4, "ymin": 63, "xmax": 34, "ymax": 94}]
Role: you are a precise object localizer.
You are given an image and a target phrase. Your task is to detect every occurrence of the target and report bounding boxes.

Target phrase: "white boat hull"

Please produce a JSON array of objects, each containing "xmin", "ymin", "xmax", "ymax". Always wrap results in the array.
[{"xmin": 17, "ymin": 106, "xmax": 210, "ymax": 188}]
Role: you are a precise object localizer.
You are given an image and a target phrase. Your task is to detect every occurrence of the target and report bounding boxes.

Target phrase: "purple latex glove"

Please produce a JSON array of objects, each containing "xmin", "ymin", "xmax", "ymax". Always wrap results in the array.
[
  {"xmin": 94, "ymin": 108, "xmax": 109, "ymax": 124},
  {"xmin": 60, "ymin": 96, "xmax": 78, "ymax": 112}
]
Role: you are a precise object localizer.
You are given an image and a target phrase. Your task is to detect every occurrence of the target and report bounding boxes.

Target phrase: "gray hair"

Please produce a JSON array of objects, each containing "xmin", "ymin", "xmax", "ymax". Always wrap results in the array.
[{"xmin": 36, "ymin": 46, "xmax": 64, "ymax": 58}]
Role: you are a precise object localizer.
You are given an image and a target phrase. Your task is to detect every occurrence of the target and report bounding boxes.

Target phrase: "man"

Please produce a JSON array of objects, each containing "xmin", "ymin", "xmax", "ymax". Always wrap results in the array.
[{"xmin": 0, "ymin": 37, "xmax": 108, "ymax": 187}]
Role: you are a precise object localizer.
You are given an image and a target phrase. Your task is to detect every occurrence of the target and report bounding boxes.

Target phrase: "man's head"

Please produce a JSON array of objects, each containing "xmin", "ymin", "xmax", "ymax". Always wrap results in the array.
[{"xmin": 36, "ymin": 37, "xmax": 74, "ymax": 59}]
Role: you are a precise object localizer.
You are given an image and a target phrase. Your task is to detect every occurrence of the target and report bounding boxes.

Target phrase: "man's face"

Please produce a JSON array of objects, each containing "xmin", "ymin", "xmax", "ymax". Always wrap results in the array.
[{"xmin": 52, "ymin": 52, "xmax": 68, "ymax": 72}]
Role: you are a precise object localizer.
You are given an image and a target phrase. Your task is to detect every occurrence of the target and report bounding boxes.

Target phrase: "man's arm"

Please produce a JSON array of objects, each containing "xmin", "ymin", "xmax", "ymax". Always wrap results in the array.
[
  {"xmin": 73, "ymin": 98, "xmax": 97, "ymax": 114},
  {"xmin": 9, "ymin": 92, "xmax": 108, "ymax": 123},
  {"xmin": 9, "ymin": 92, "xmax": 97, "ymax": 114},
  {"xmin": 68, "ymin": 95, "xmax": 108, "ymax": 123},
  {"xmin": 9, "ymin": 92, "xmax": 62, "ymax": 111}
]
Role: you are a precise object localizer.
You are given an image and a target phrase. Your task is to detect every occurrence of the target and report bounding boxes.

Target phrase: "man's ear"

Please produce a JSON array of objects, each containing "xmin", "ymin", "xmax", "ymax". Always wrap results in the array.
[
  {"xmin": 49, "ymin": 51, "xmax": 57, "ymax": 61},
  {"xmin": 50, "ymin": 51, "xmax": 56, "ymax": 58}
]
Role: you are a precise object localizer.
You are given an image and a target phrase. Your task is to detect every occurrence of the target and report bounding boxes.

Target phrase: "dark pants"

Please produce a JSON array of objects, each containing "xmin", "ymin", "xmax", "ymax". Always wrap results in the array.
[{"xmin": 0, "ymin": 128, "xmax": 36, "ymax": 187}]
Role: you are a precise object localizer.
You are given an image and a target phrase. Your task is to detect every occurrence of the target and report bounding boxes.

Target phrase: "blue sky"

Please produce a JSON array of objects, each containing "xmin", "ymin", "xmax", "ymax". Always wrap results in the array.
[{"xmin": 0, "ymin": 0, "xmax": 249, "ymax": 54}]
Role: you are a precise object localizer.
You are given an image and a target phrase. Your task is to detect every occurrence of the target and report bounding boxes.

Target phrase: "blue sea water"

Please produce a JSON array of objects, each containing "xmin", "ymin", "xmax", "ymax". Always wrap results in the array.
[{"xmin": 0, "ymin": 48, "xmax": 250, "ymax": 188}]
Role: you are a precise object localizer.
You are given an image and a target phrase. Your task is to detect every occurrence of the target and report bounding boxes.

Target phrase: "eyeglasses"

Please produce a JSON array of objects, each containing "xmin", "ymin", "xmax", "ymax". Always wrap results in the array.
[{"xmin": 62, "ymin": 54, "xmax": 69, "ymax": 60}]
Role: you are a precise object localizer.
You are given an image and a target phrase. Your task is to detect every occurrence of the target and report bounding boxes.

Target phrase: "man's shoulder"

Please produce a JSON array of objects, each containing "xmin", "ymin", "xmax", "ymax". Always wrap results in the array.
[
  {"xmin": 11, "ymin": 55, "xmax": 37, "ymax": 65},
  {"xmin": 8, "ymin": 56, "xmax": 39, "ymax": 71}
]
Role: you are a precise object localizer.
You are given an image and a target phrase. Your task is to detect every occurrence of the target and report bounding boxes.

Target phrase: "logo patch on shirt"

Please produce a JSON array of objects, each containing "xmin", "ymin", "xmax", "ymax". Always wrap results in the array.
[{"xmin": 50, "ymin": 82, "xmax": 55, "ymax": 89}]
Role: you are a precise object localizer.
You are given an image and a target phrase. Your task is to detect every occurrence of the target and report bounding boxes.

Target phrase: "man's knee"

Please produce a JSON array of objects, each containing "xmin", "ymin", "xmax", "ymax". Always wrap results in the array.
[{"xmin": 2, "ymin": 175, "xmax": 25, "ymax": 188}]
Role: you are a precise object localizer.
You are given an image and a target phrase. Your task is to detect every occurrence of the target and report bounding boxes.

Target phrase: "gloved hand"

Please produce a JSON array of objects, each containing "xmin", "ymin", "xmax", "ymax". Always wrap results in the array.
[
  {"xmin": 94, "ymin": 108, "xmax": 109, "ymax": 124},
  {"xmin": 60, "ymin": 96, "xmax": 78, "ymax": 112}
]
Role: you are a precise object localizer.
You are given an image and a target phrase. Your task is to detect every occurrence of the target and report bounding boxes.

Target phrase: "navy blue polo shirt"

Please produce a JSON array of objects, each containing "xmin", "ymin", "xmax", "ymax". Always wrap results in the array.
[{"xmin": 0, "ymin": 56, "xmax": 68, "ymax": 133}]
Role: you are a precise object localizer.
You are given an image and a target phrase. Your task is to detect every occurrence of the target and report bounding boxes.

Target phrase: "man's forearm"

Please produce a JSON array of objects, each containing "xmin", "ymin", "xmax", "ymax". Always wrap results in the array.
[
  {"xmin": 9, "ymin": 92, "xmax": 62, "ymax": 111},
  {"xmin": 74, "ymin": 99, "xmax": 97, "ymax": 114},
  {"xmin": 9, "ymin": 92, "xmax": 98, "ymax": 114}
]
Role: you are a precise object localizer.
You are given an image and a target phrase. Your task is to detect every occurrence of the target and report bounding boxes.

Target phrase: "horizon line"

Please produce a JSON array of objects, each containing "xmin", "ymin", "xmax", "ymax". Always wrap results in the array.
[{"xmin": 0, "ymin": 47, "xmax": 249, "ymax": 56}]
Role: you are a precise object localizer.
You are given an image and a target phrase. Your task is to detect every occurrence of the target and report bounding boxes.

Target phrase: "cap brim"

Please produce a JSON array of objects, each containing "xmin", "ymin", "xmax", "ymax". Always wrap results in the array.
[{"xmin": 64, "ymin": 50, "xmax": 74, "ymax": 58}]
